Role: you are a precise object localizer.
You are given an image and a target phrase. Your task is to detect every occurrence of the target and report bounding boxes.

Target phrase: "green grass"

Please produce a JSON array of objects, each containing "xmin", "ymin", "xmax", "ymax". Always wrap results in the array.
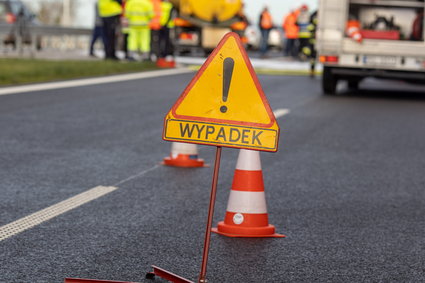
[{"xmin": 0, "ymin": 58, "xmax": 158, "ymax": 86}]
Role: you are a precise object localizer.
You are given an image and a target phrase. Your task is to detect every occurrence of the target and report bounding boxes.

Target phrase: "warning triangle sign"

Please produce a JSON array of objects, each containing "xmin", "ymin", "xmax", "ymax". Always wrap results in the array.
[
  {"xmin": 164, "ymin": 32, "xmax": 279, "ymax": 152},
  {"xmin": 172, "ymin": 32, "xmax": 276, "ymax": 127}
]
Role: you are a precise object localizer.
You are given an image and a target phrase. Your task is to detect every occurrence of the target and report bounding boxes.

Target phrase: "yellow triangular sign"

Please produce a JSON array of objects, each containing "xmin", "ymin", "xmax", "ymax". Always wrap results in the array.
[{"xmin": 163, "ymin": 32, "xmax": 279, "ymax": 152}]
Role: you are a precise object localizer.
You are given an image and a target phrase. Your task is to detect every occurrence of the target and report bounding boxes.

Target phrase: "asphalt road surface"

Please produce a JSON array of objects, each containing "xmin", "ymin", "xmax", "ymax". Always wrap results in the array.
[{"xmin": 0, "ymin": 70, "xmax": 424, "ymax": 283}]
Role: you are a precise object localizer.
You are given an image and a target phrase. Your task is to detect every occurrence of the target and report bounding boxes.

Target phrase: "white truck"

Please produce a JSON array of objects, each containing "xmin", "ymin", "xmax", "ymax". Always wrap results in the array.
[{"xmin": 317, "ymin": 0, "xmax": 425, "ymax": 94}]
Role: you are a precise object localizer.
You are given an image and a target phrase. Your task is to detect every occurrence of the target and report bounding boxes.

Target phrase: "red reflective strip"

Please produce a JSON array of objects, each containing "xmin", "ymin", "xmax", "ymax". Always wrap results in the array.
[
  {"xmin": 231, "ymin": 170, "xmax": 264, "ymax": 192},
  {"xmin": 326, "ymin": 56, "xmax": 339, "ymax": 62}
]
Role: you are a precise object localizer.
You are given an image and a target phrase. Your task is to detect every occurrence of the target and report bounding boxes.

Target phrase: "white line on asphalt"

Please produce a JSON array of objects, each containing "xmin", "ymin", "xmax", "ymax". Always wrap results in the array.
[
  {"xmin": 0, "ymin": 68, "xmax": 193, "ymax": 96},
  {"xmin": 273, "ymin": 108, "xmax": 290, "ymax": 118},
  {"xmin": 0, "ymin": 164, "xmax": 161, "ymax": 241},
  {"xmin": 0, "ymin": 186, "xmax": 117, "ymax": 242},
  {"xmin": 113, "ymin": 164, "xmax": 160, "ymax": 186},
  {"xmin": 0, "ymin": 108, "xmax": 290, "ymax": 242}
]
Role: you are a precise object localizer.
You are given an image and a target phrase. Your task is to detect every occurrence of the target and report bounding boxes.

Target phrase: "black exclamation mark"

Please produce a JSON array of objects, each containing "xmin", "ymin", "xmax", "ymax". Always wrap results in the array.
[{"xmin": 220, "ymin": 57, "xmax": 234, "ymax": 113}]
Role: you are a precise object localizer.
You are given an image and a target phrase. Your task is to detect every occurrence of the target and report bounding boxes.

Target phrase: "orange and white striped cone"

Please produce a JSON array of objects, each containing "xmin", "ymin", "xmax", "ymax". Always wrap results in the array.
[
  {"xmin": 212, "ymin": 149, "xmax": 285, "ymax": 238},
  {"xmin": 163, "ymin": 142, "xmax": 205, "ymax": 167},
  {"xmin": 346, "ymin": 20, "xmax": 363, "ymax": 43}
]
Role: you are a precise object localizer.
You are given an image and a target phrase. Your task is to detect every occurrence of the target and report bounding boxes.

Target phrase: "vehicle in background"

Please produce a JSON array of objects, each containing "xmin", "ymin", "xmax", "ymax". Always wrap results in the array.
[
  {"xmin": 269, "ymin": 28, "xmax": 283, "ymax": 50},
  {"xmin": 245, "ymin": 26, "xmax": 283, "ymax": 50},
  {"xmin": 169, "ymin": 0, "xmax": 248, "ymax": 55},
  {"xmin": 0, "ymin": 0, "xmax": 41, "ymax": 50},
  {"xmin": 317, "ymin": 0, "xmax": 425, "ymax": 95}
]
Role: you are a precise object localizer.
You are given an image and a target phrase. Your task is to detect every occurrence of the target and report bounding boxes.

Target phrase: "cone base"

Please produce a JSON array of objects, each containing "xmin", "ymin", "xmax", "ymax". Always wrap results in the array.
[
  {"xmin": 212, "ymin": 222, "xmax": 285, "ymax": 238},
  {"xmin": 156, "ymin": 58, "xmax": 176, "ymax": 68},
  {"xmin": 163, "ymin": 156, "xmax": 205, "ymax": 168}
]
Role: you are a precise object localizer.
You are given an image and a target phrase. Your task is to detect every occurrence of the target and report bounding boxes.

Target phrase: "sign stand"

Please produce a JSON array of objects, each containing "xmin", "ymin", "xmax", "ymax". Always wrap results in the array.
[
  {"xmin": 65, "ymin": 32, "xmax": 280, "ymax": 283},
  {"xmin": 147, "ymin": 147, "xmax": 222, "ymax": 283}
]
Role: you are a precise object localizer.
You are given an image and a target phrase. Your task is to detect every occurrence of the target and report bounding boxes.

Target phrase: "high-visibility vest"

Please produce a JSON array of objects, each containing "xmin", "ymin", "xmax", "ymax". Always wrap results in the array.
[
  {"xmin": 125, "ymin": 0, "xmax": 154, "ymax": 27},
  {"xmin": 260, "ymin": 11, "xmax": 273, "ymax": 29},
  {"xmin": 149, "ymin": 0, "xmax": 161, "ymax": 30},
  {"xmin": 283, "ymin": 11, "xmax": 299, "ymax": 39},
  {"xmin": 160, "ymin": 1, "xmax": 174, "ymax": 28},
  {"xmin": 98, "ymin": 0, "xmax": 123, "ymax": 18},
  {"xmin": 298, "ymin": 28, "xmax": 311, "ymax": 39}
]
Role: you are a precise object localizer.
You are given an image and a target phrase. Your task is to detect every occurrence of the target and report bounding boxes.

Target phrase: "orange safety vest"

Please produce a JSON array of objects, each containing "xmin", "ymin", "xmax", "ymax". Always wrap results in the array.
[
  {"xmin": 149, "ymin": 0, "xmax": 161, "ymax": 30},
  {"xmin": 260, "ymin": 11, "xmax": 273, "ymax": 29},
  {"xmin": 283, "ymin": 11, "xmax": 299, "ymax": 39}
]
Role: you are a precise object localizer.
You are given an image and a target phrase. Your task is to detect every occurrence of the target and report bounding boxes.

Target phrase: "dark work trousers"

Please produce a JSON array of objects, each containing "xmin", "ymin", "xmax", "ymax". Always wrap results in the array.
[
  {"xmin": 284, "ymin": 38, "xmax": 297, "ymax": 58},
  {"xmin": 259, "ymin": 28, "xmax": 271, "ymax": 55},
  {"xmin": 150, "ymin": 29, "xmax": 160, "ymax": 58},
  {"xmin": 89, "ymin": 25, "xmax": 106, "ymax": 55},
  {"xmin": 102, "ymin": 15, "xmax": 120, "ymax": 59},
  {"xmin": 298, "ymin": 37, "xmax": 309, "ymax": 58},
  {"xmin": 158, "ymin": 27, "xmax": 173, "ymax": 57},
  {"xmin": 122, "ymin": 33, "xmax": 129, "ymax": 58}
]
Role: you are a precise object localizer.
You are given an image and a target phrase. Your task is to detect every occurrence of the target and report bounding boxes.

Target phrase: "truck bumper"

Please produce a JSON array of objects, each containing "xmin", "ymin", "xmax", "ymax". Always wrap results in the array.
[{"xmin": 328, "ymin": 66, "xmax": 425, "ymax": 82}]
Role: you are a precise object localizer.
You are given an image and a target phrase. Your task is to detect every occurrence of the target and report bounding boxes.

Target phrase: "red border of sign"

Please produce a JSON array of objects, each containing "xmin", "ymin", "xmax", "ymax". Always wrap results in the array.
[{"xmin": 169, "ymin": 32, "xmax": 277, "ymax": 128}]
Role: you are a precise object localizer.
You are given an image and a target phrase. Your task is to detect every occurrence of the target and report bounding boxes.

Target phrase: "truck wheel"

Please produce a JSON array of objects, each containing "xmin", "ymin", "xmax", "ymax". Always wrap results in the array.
[{"xmin": 322, "ymin": 66, "xmax": 338, "ymax": 95}]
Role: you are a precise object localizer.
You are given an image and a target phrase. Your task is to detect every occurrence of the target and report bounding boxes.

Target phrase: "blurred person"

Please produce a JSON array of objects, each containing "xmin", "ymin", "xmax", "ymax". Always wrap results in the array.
[
  {"xmin": 125, "ymin": 0, "xmax": 154, "ymax": 60},
  {"xmin": 296, "ymin": 4, "xmax": 311, "ymax": 60},
  {"xmin": 89, "ymin": 1, "xmax": 106, "ymax": 57},
  {"xmin": 98, "ymin": 0, "xmax": 123, "ymax": 60},
  {"xmin": 158, "ymin": 0, "xmax": 175, "ymax": 59},
  {"xmin": 305, "ymin": 10, "xmax": 318, "ymax": 77},
  {"xmin": 231, "ymin": 3, "xmax": 249, "ymax": 34},
  {"xmin": 121, "ymin": 0, "xmax": 131, "ymax": 59},
  {"xmin": 236, "ymin": 3, "xmax": 250, "ymax": 27},
  {"xmin": 282, "ymin": 8, "xmax": 300, "ymax": 58},
  {"xmin": 258, "ymin": 6, "xmax": 273, "ymax": 58},
  {"xmin": 150, "ymin": 0, "xmax": 162, "ymax": 60}
]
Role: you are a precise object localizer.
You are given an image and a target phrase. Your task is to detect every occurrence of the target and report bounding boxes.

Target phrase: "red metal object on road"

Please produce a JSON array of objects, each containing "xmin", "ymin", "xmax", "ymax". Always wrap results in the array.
[
  {"xmin": 64, "ymin": 278, "xmax": 138, "ymax": 283},
  {"xmin": 146, "ymin": 265, "xmax": 194, "ymax": 283}
]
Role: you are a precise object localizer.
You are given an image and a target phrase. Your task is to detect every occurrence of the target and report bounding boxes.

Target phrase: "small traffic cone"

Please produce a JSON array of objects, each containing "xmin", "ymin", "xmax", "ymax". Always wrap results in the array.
[
  {"xmin": 212, "ymin": 149, "xmax": 284, "ymax": 237},
  {"xmin": 163, "ymin": 142, "xmax": 205, "ymax": 167},
  {"xmin": 346, "ymin": 20, "xmax": 363, "ymax": 43},
  {"xmin": 156, "ymin": 56, "xmax": 176, "ymax": 68}
]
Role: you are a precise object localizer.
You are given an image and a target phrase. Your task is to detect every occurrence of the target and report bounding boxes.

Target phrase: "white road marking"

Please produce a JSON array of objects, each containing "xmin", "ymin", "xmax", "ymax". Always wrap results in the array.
[
  {"xmin": 0, "ymin": 107, "xmax": 289, "ymax": 242},
  {"xmin": 113, "ymin": 164, "xmax": 160, "ymax": 186},
  {"xmin": 0, "ymin": 186, "xmax": 117, "ymax": 242},
  {"xmin": 0, "ymin": 164, "xmax": 161, "ymax": 242},
  {"xmin": 0, "ymin": 68, "xmax": 193, "ymax": 96},
  {"xmin": 273, "ymin": 108, "xmax": 290, "ymax": 118}
]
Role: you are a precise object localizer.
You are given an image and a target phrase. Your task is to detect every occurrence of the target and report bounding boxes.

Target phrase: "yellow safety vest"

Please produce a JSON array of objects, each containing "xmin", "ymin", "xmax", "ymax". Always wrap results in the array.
[
  {"xmin": 160, "ymin": 1, "xmax": 174, "ymax": 28},
  {"xmin": 98, "ymin": 0, "xmax": 123, "ymax": 18},
  {"xmin": 125, "ymin": 0, "xmax": 154, "ymax": 26}
]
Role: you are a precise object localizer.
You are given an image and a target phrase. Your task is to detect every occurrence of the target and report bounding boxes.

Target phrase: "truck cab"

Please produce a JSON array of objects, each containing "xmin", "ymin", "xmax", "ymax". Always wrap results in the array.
[{"xmin": 317, "ymin": 0, "xmax": 425, "ymax": 94}]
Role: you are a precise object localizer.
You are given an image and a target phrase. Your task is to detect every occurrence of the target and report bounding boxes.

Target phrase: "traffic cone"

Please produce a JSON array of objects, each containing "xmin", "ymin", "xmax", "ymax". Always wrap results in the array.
[
  {"xmin": 156, "ymin": 56, "xmax": 176, "ymax": 68},
  {"xmin": 346, "ymin": 20, "xmax": 363, "ymax": 43},
  {"xmin": 163, "ymin": 142, "xmax": 205, "ymax": 167},
  {"xmin": 212, "ymin": 149, "xmax": 284, "ymax": 237}
]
